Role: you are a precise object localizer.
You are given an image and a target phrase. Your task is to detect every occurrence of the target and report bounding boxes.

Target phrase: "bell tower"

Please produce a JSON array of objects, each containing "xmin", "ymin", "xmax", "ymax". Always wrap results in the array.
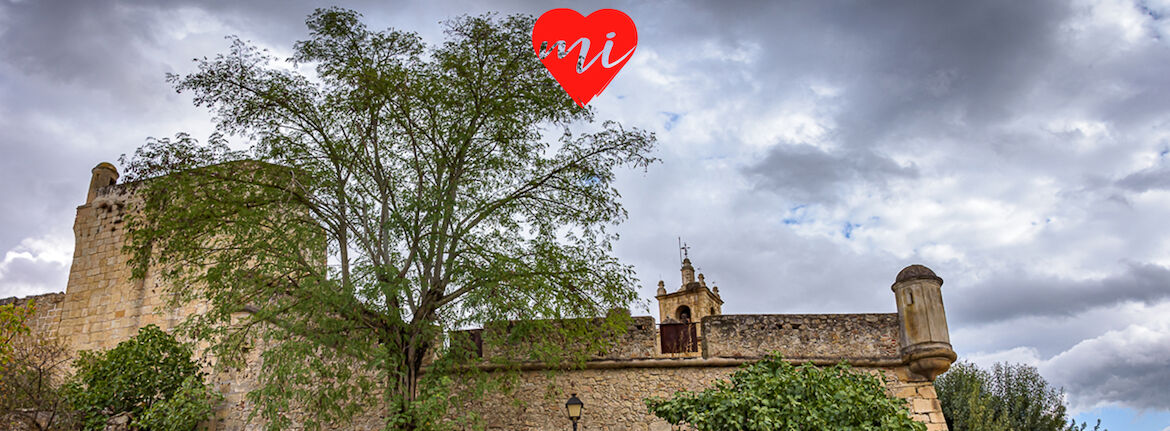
[{"xmin": 655, "ymin": 244, "xmax": 723, "ymax": 324}]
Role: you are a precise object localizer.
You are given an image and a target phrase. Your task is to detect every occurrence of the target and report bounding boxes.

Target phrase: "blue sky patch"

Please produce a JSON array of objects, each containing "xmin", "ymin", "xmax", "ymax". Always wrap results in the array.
[
  {"xmin": 661, "ymin": 111, "xmax": 681, "ymax": 131},
  {"xmin": 842, "ymin": 222, "xmax": 859, "ymax": 239}
]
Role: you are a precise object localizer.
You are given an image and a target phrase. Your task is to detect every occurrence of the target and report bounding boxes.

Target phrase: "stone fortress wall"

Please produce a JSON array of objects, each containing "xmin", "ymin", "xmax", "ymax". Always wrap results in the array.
[
  {"xmin": 468, "ymin": 311, "xmax": 949, "ymax": 431},
  {"xmin": 3, "ymin": 163, "xmax": 956, "ymax": 431}
]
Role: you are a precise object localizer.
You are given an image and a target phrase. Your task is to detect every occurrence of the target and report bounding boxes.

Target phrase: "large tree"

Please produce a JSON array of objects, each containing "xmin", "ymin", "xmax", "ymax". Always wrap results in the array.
[{"xmin": 121, "ymin": 7, "xmax": 655, "ymax": 430}]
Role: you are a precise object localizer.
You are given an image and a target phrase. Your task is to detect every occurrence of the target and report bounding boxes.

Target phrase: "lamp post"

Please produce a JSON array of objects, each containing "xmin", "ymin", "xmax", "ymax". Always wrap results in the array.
[{"xmin": 565, "ymin": 393, "xmax": 584, "ymax": 431}]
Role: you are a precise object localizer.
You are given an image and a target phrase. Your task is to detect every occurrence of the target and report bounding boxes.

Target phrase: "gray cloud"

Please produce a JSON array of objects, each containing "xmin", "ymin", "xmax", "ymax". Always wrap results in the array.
[
  {"xmin": 1117, "ymin": 160, "xmax": 1170, "ymax": 192},
  {"xmin": 745, "ymin": 144, "xmax": 917, "ymax": 203},
  {"xmin": 0, "ymin": 1, "xmax": 168, "ymax": 102},
  {"xmin": 1042, "ymin": 311, "xmax": 1170, "ymax": 410},
  {"xmin": 951, "ymin": 262, "xmax": 1170, "ymax": 325}
]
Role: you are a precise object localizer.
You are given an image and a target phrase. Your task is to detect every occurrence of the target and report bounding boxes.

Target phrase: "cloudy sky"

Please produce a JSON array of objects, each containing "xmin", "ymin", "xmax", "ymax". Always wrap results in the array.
[{"xmin": 3, "ymin": 0, "xmax": 1170, "ymax": 428}]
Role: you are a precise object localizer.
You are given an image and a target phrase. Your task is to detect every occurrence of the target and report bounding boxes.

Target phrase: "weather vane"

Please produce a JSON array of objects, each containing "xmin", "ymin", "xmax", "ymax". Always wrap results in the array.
[{"xmin": 678, "ymin": 237, "xmax": 690, "ymax": 263}]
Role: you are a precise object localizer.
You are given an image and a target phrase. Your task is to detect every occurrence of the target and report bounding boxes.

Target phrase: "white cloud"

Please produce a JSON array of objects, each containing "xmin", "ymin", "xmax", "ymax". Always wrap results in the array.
[
  {"xmin": 1040, "ymin": 305, "xmax": 1170, "ymax": 411},
  {"xmin": 0, "ymin": 232, "xmax": 72, "ymax": 298},
  {"xmin": 966, "ymin": 346, "xmax": 1044, "ymax": 369},
  {"xmin": 959, "ymin": 301, "xmax": 1170, "ymax": 412}
]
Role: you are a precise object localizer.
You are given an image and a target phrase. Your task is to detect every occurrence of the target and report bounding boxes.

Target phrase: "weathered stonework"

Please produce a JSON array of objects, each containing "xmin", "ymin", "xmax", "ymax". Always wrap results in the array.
[
  {"xmin": 655, "ymin": 258, "xmax": 723, "ymax": 326},
  {"xmin": 470, "ymin": 363, "xmax": 947, "ymax": 431},
  {"xmin": 701, "ymin": 313, "xmax": 901, "ymax": 360},
  {"xmin": 3, "ymin": 162, "xmax": 955, "ymax": 430}
]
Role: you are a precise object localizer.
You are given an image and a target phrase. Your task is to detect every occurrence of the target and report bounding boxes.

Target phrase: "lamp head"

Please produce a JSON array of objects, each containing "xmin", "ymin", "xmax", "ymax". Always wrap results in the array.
[{"xmin": 565, "ymin": 393, "xmax": 583, "ymax": 421}]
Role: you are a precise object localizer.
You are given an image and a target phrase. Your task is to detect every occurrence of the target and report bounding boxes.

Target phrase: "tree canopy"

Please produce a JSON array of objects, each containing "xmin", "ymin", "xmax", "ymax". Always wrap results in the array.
[
  {"xmin": 644, "ymin": 354, "xmax": 927, "ymax": 431},
  {"xmin": 935, "ymin": 361, "xmax": 1105, "ymax": 431},
  {"xmin": 121, "ymin": 7, "xmax": 655, "ymax": 430}
]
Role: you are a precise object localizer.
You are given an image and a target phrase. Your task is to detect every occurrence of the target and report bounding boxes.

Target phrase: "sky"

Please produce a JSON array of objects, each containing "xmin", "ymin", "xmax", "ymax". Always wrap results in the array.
[{"xmin": 2, "ymin": 0, "xmax": 1169, "ymax": 429}]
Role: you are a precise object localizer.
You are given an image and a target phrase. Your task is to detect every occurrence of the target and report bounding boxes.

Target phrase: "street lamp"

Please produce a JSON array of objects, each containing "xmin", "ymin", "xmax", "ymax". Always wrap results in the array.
[{"xmin": 565, "ymin": 393, "xmax": 584, "ymax": 431}]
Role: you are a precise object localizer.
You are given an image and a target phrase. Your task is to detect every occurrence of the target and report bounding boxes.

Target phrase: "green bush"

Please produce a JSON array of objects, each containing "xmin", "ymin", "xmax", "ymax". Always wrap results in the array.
[
  {"xmin": 136, "ymin": 374, "xmax": 222, "ymax": 431},
  {"xmin": 644, "ymin": 353, "xmax": 926, "ymax": 431},
  {"xmin": 64, "ymin": 324, "xmax": 221, "ymax": 430}
]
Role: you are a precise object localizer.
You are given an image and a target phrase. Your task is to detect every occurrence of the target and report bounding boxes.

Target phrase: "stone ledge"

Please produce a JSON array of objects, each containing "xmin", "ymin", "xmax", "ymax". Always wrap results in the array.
[{"xmin": 464, "ymin": 355, "xmax": 907, "ymax": 372}]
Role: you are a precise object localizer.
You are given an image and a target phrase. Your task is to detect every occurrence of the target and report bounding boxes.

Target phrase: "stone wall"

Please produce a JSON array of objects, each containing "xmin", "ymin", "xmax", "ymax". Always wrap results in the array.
[
  {"xmin": 1, "ymin": 292, "xmax": 65, "ymax": 340},
  {"xmin": 467, "ymin": 362, "xmax": 947, "ymax": 431},
  {"xmin": 701, "ymin": 313, "xmax": 902, "ymax": 359},
  {"xmin": 604, "ymin": 316, "xmax": 658, "ymax": 360},
  {"xmin": 55, "ymin": 185, "xmax": 194, "ymax": 354},
  {"xmin": 474, "ymin": 315, "xmax": 659, "ymax": 363}
]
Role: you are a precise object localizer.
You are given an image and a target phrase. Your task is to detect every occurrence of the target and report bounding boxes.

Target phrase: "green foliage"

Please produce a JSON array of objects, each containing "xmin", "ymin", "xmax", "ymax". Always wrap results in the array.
[
  {"xmin": 644, "ymin": 354, "xmax": 927, "ymax": 431},
  {"xmin": 935, "ymin": 361, "xmax": 1105, "ymax": 431},
  {"xmin": 63, "ymin": 325, "xmax": 220, "ymax": 431},
  {"xmin": 0, "ymin": 300, "xmax": 35, "ymax": 372},
  {"xmin": 135, "ymin": 375, "xmax": 223, "ymax": 431},
  {"xmin": 119, "ymin": 6, "xmax": 655, "ymax": 430}
]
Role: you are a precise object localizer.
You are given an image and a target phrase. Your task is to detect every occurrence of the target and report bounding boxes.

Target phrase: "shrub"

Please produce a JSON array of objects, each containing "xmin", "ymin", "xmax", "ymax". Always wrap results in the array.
[
  {"xmin": 64, "ymin": 324, "xmax": 221, "ymax": 430},
  {"xmin": 644, "ymin": 353, "xmax": 926, "ymax": 431},
  {"xmin": 0, "ymin": 333, "xmax": 76, "ymax": 430}
]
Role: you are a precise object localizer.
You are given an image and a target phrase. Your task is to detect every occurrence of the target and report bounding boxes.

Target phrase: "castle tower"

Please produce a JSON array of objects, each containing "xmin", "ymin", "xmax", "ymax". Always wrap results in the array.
[
  {"xmin": 86, "ymin": 162, "xmax": 119, "ymax": 204},
  {"xmin": 891, "ymin": 264, "xmax": 956, "ymax": 381},
  {"xmin": 655, "ymin": 257, "xmax": 723, "ymax": 324}
]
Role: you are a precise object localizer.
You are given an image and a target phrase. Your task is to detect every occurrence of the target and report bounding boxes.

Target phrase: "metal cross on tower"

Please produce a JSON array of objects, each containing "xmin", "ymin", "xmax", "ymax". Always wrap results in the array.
[{"xmin": 678, "ymin": 237, "xmax": 690, "ymax": 263}]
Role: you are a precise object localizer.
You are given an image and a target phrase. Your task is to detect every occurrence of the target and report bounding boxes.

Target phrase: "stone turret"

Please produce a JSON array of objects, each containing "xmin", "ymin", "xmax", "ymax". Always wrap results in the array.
[
  {"xmin": 892, "ymin": 264, "xmax": 956, "ymax": 381},
  {"xmin": 86, "ymin": 162, "xmax": 119, "ymax": 204}
]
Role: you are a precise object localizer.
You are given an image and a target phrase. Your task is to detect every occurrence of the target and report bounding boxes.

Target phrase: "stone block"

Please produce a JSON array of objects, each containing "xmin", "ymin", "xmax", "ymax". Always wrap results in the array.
[
  {"xmin": 918, "ymin": 384, "xmax": 938, "ymax": 398},
  {"xmin": 912, "ymin": 398, "xmax": 934, "ymax": 413},
  {"xmin": 893, "ymin": 385, "xmax": 918, "ymax": 398}
]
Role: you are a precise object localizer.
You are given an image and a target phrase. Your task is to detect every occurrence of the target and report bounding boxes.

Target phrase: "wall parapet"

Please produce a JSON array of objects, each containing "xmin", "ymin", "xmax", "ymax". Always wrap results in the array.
[
  {"xmin": 464, "ymin": 312, "xmax": 904, "ymax": 366},
  {"xmin": 701, "ymin": 313, "xmax": 902, "ymax": 360}
]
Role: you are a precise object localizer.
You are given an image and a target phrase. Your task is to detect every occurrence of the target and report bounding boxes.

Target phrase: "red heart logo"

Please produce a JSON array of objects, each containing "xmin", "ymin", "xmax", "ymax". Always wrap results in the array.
[{"xmin": 532, "ymin": 9, "xmax": 638, "ymax": 107}]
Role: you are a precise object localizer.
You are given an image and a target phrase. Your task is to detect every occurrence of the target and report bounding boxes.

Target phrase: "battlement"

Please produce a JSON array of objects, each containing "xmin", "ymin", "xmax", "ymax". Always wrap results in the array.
[
  {"xmin": 701, "ymin": 313, "xmax": 901, "ymax": 360},
  {"xmin": 468, "ymin": 312, "xmax": 911, "ymax": 368}
]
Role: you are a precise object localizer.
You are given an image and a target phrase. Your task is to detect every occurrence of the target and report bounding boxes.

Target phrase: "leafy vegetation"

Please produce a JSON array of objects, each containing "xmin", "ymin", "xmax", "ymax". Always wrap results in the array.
[
  {"xmin": 644, "ymin": 354, "xmax": 926, "ymax": 431},
  {"xmin": 0, "ymin": 300, "xmax": 35, "ymax": 372},
  {"xmin": 935, "ymin": 361, "xmax": 1105, "ymax": 431},
  {"xmin": 0, "ymin": 301, "xmax": 77, "ymax": 430},
  {"xmin": 63, "ymin": 324, "xmax": 219, "ymax": 430},
  {"xmin": 120, "ymin": 6, "xmax": 655, "ymax": 430}
]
